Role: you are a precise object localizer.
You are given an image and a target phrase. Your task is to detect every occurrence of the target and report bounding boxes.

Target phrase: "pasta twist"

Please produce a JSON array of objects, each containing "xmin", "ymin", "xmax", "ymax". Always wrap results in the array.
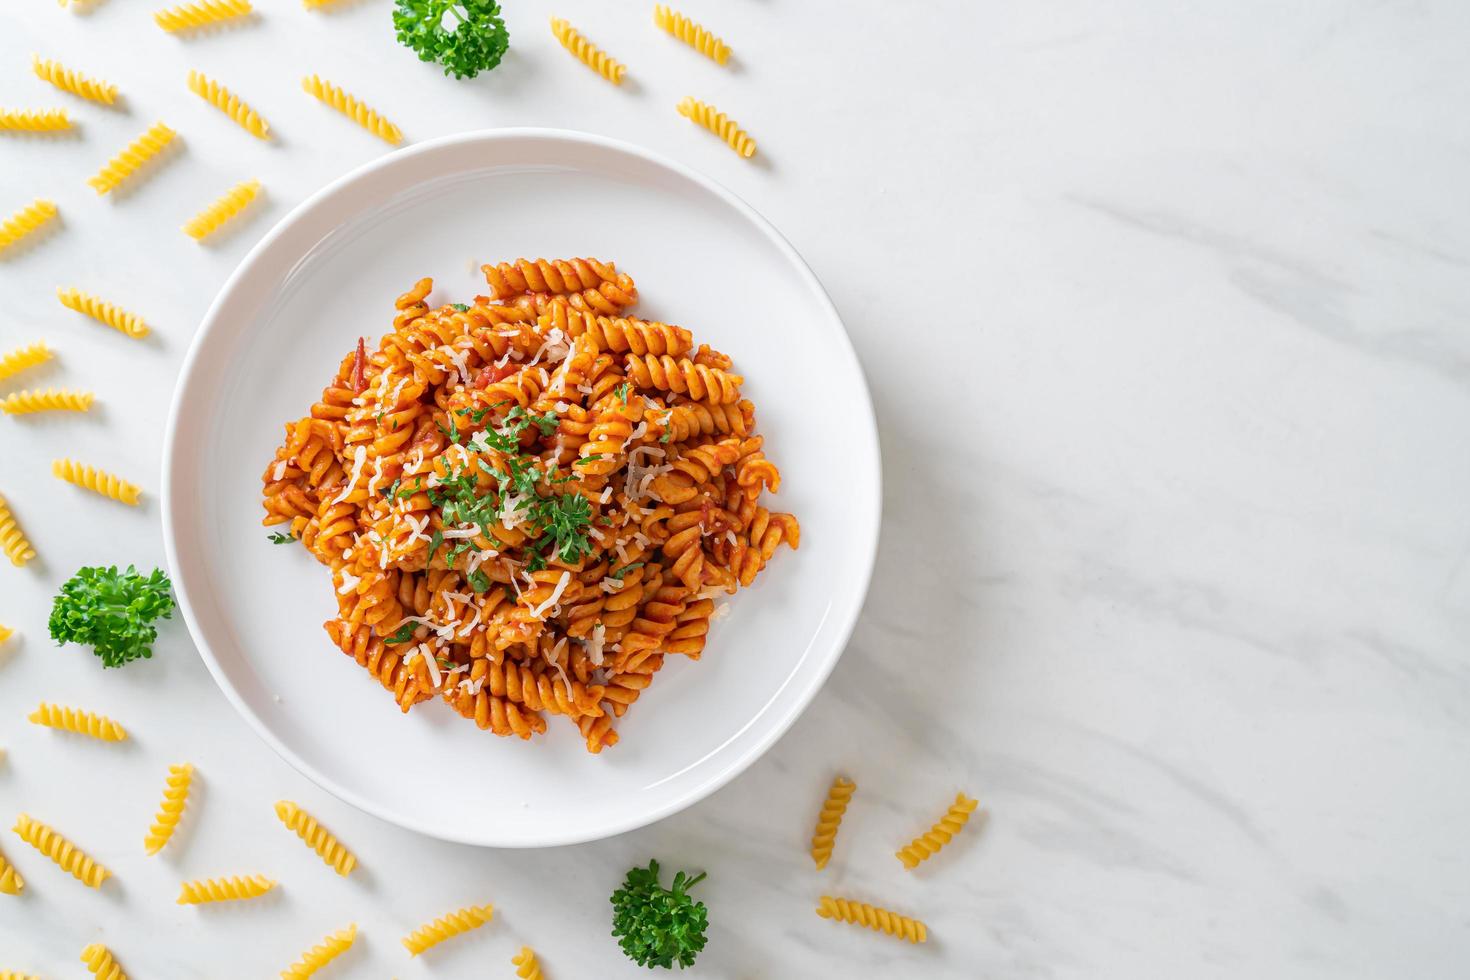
[
  {"xmin": 29, "ymin": 702, "xmax": 128, "ymax": 740},
  {"xmin": 896, "ymin": 792, "xmax": 978, "ymax": 869},
  {"xmin": 57, "ymin": 287, "xmax": 150, "ymax": 339},
  {"xmin": 32, "ymin": 55, "xmax": 117, "ymax": 104},
  {"xmin": 0, "ymin": 973, "xmax": 39, "ymax": 980},
  {"xmin": 154, "ymin": 0, "xmax": 252, "ymax": 32},
  {"xmin": 653, "ymin": 6, "xmax": 731, "ymax": 65},
  {"xmin": 549, "ymin": 18, "xmax": 626, "ymax": 85},
  {"xmin": 0, "ymin": 845, "xmax": 23, "ymax": 895},
  {"xmin": 301, "ymin": 75, "xmax": 402, "ymax": 144},
  {"xmin": 187, "ymin": 70, "xmax": 270, "ymax": 138},
  {"xmin": 402, "ymin": 903, "xmax": 495, "ymax": 954},
  {"xmin": 0, "ymin": 495, "xmax": 36, "ymax": 567},
  {"xmin": 816, "ymin": 896, "xmax": 928, "ymax": 944},
  {"xmin": 676, "ymin": 97, "xmax": 755, "ymax": 159},
  {"xmin": 623, "ymin": 354, "xmax": 743, "ymax": 403},
  {"xmin": 182, "ymin": 179, "xmax": 261, "ymax": 241},
  {"xmin": 274, "ymin": 800, "xmax": 357, "ymax": 876},
  {"xmin": 52, "ymin": 459, "xmax": 142, "ymax": 506},
  {"xmin": 0, "ymin": 624, "xmax": 11, "ymax": 644},
  {"xmin": 810, "ymin": 776, "xmax": 856, "ymax": 870},
  {"xmin": 512, "ymin": 946, "xmax": 543, "ymax": 979},
  {"xmin": 281, "ymin": 924, "xmax": 357, "ymax": 979},
  {"xmin": 79, "ymin": 943, "xmax": 127, "ymax": 980},
  {"xmin": 0, "ymin": 199, "xmax": 58, "ymax": 253},
  {"xmin": 0, "ymin": 342, "xmax": 52, "ymax": 382},
  {"xmin": 177, "ymin": 873, "xmax": 276, "ymax": 904},
  {"xmin": 1, "ymin": 388, "xmax": 93, "ymax": 414},
  {"xmin": 13, "ymin": 814, "xmax": 112, "ymax": 887},
  {"xmin": 87, "ymin": 121, "xmax": 176, "ymax": 195},
  {"xmin": 144, "ymin": 763, "xmax": 194, "ymax": 855},
  {"xmin": 0, "ymin": 109, "xmax": 71, "ymax": 131}
]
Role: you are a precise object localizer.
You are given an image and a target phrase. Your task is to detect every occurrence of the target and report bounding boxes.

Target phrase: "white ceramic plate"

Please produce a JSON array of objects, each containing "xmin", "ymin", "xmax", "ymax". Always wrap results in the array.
[{"xmin": 163, "ymin": 129, "xmax": 880, "ymax": 847}]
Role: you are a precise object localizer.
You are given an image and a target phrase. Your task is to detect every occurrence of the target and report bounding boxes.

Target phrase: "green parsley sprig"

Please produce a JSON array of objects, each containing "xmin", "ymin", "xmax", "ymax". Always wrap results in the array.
[
  {"xmin": 610, "ymin": 860, "xmax": 709, "ymax": 970},
  {"xmin": 392, "ymin": 0, "xmax": 510, "ymax": 80},
  {"xmin": 48, "ymin": 565, "xmax": 174, "ymax": 668}
]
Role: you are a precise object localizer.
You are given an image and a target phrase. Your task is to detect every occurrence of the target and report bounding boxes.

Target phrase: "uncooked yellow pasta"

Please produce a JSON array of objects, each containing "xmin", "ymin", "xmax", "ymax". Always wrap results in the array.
[
  {"xmin": 0, "ymin": 845, "xmax": 23, "ymax": 895},
  {"xmin": 281, "ymin": 924, "xmax": 356, "ymax": 979},
  {"xmin": 187, "ymin": 70, "xmax": 270, "ymax": 139},
  {"xmin": 0, "ymin": 624, "xmax": 11, "ymax": 644},
  {"xmin": 183, "ymin": 179, "xmax": 261, "ymax": 241},
  {"xmin": 0, "ymin": 109, "xmax": 71, "ymax": 131},
  {"xmin": 512, "ymin": 946, "xmax": 543, "ymax": 979},
  {"xmin": 653, "ymin": 6, "xmax": 730, "ymax": 65},
  {"xmin": 302, "ymin": 0, "xmax": 350, "ymax": 7},
  {"xmin": 87, "ymin": 121, "xmax": 176, "ymax": 195},
  {"xmin": 13, "ymin": 814, "xmax": 112, "ymax": 887},
  {"xmin": 676, "ymin": 97, "xmax": 755, "ymax": 158},
  {"xmin": 301, "ymin": 75, "xmax": 401, "ymax": 144},
  {"xmin": 79, "ymin": 943, "xmax": 126, "ymax": 980},
  {"xmin": 273, "ymin": 800, "xmax": 356, "ymax": 876},
  {"xmin": 0, "ymin": 200, "xmax": 58, "ymax": 253},
  {"xmin": 57, "ymin": 287, "xmax": 150, "ymax": 339},
  {"xmin": 154, "ymin": 0, "xmax": 252, "ymax": 32},
  {"xmin": 0, "ymin": 495, "xmax": 35, "ymax": 566},
  {"xmin": 144, "ymin": 763, "xmax": 194, "ymax": 855},
  {"xmin": 1, "ymin": 973, "xmax": 40, "ymax": 980},
  {"xmin": 178, "ymin": 873, "xmax": 276, "ymax": 904},
  {"xmin": 1, "ymin": 388, "xmax": 93, "ymax": 414},
  {"xmin": 816, "ymin": 896, "xmax": 927, "ymax": 944},
  {"xmin": 402, "ymin": 903, "xmax": 494, "ymax": 955},
  {"xmin": 0, "ymin": 342, "xmax": 51, "ymax": 382},
  {"xmin": 32, "ymin": 55, "xmax": 117, "ymax": 105},
  {"xmin": 53, "ymin": 459, "xmax": 142, "ymax": 506},
  {"xmin": 550, "ymin": 17, "xmax": 625, "ymax": 84},
  {"xmin": 28, "ymin": 702, "xmax": 128, "ymax": 741},
  {"xmin": 895, "ymin": 792, "xmax": 978, "ymax": 869},
  {"xmin": 810, "ymin": 775, "xmax": 855, "ymax": 870}
]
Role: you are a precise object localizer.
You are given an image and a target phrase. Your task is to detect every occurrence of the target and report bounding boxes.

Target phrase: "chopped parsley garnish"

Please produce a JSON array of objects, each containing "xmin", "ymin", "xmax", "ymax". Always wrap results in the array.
[
  {"xmin": 467, "ymin": 567, "xmax": 492, "ymax": 593},
  {"xmin": 451, "ymin": 303, "xmax": 471, "ymax": 312},
  {"xmin": 383, "ymin": 622, "xmax": 416, "ymax": 644},
  {"xmin": 437, "ymin": 412, "xmax": 461, "ymax": 445},
  {"xmin": 267, "ymin": 531, "xmax": 295, "ymax": 544},
  {"xmin": 615, "ymin": 381, "xmax": 631, "ymax": 402},
  {"xmin": 426, "ymin": 528, "xmax": 444, "ymax": 566}
]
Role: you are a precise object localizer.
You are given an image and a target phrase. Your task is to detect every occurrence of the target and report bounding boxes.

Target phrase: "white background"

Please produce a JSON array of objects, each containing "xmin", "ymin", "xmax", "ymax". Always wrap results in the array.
[{"xmin": 2, "ymin": 1, "xmax": 1469, "ymax": 978}]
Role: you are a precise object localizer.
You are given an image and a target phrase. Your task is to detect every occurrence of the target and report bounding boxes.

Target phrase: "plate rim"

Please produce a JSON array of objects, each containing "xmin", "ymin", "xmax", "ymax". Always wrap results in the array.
[{"xmin": 161, "ymin": 127, "xmax": 882, "ymax": 847}]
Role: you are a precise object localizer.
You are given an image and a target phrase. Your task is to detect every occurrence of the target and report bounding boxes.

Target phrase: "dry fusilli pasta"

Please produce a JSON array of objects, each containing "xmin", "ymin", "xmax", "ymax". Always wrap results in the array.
[
  {"xmin": 13, "ymin": 814, "xmax": 112, "ymax": 887},
  {"xmin": 810, "ymin": 775, "xmax": 855, "ymax": 870},
  {"xmin": 896, "ymin": 792, "xmax": 978, "ymax": 869},
  {"xmin": 0, "ymin": 388, "xmax": 93, "ymax": 414},
  {"xmin": 0, "ymin": 200, "xmax": 58, "ymax": 253},
  {"xmin": 653, "ymin": 6, "xmax": 731, "ymax": 65},
  {"xmin": 53, "ymin": 459, "xmax": 142, "ymax": 506},
  {"xmin": 177, "ymin": 873, "xmax": 275, "ymax": 904},
  {"xmin": 677, "ymin": 97, "xmax": 755, "ymax": 158},
  {"xmin": 0, "ymin": 342, "xmax": 51, "ymax": 382},
  {"xmin": 301, "ymin": 75, "xmax": 401, "ymax": 144},
  {"xmin": 32, "ymin": 55, "xmax": 117, "ymax": 104},
  {"xmin": 0, "ymin": 495, "xmax": 36, "ymax": 566},
  {"xmin": 549, "ymin": 18, "xmax": 625, "ymax": 84},
  {"xmin": 57, "ymin": 287, "xmax": 150, "ymax": 339},
  {"xmin": 154, "ymin": 0, "xmax": 252, "ymax": 32},
  {"xmin": 144, "ymin": 763, "xmax": 194, "ymax": 855},
  {"xmin": 0, "ymin": 845, "xmax": 23, "ymax": 895},
  {"xmin": 816, "ymin": 896, "xmax": 928, "ymax": 944},
  {"xmin": 0, "ymin": 625, "xmax": 11, "ymax": 643},
  {"xmin": 87, "ymin": 121, "xmax": 176, "ymax": 195},
  {"xmin": 281, "ymin": 924, "xmax": 356, "ymax": 979},
  {"xmin": 0, "ymin": 109, "xmax": 71, "ymax": 131},
  {"xmin": 274, "ymin": 800, "xmax": 357, "ymax": 876},
  {"xmin": 512, "ymin": 946, "xmax": 543, "ymax": 979},
  {"xmin": 187, "ymin": 70, "xmax": 270, "ymax": 139},
  {"xmin": 183, "ymin": 179, "xmax": 261, "ymax": 241},
  {"xmin": 79, "ymin": 943, "xmax": 127, "ymax": 980},
  {"xmin": 402, "ymin": 903, "xmax": 495, "ymax": 954},
  {"xmin": 28, "ymin": 702, "xmax": 128, "ymax": 740}
]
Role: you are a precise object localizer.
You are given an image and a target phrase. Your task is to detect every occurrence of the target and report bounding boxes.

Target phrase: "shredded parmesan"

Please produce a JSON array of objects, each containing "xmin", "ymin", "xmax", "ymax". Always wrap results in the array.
[
  {"xmin": 329, "ymin": 445, "xmax": 369, "ymax": 506},
  {"xmin": 336, "ymin": 570, "xmax": 360, "ymax": 595},
  {"xmin": 272, "ymin": 459, "xmax": 288, "ymax": 481},
  {"xmin": 529, "ymin": 571, "xmax": 572, "ymax": 619},
  {"xmin": 586, "ymin": 624, "xmax": 606, "ymax": 666}
]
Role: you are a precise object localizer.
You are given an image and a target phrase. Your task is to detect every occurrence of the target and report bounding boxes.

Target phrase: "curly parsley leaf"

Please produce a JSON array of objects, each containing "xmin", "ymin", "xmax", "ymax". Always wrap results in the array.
[
  {"xmin": 610, "ymin": 860, "xmax": 709, "ymax": 970},
  {"xmin": 393, "ymin": 0, "xmax": 510, "ymax": 80},
  {"xmin": 48, "ymin": 565, "xmax": 174, "ymax": 669},
  {"xmin": 267, "ymin": 531, "xmax": 295, "ymax": 544}
]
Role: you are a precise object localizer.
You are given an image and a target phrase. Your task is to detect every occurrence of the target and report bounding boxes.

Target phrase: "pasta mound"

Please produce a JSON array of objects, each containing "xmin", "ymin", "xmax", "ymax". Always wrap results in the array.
[{"xmin": 261, "ymin": 259, "xmax": 799, "ymax": 752}]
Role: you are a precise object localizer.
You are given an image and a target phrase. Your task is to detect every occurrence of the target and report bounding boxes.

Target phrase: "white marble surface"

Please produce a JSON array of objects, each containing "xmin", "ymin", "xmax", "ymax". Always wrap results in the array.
[{"xmin": 2, "ymin": 0, "xmax": 1468, "ymax": 976}]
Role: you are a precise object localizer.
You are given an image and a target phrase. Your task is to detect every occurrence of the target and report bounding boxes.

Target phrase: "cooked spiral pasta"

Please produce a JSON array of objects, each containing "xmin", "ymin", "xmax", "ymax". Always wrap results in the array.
[
  {"xmin": 86, "ymin": 121, "xmax": 176, "ymax": 195},
  {"xmin": 512, "ymin": 946, "xmax": 543, "ymax": 979},
  {"xmin": 549, "ymin": 18, "xmax": 626, "ymax": 84},
  {"xmin": 52, "ymin": 459, "xmax": 142, "ymax": 506},
  {"xmin": 187, "ymin": 70, "xmax": 270, "ymax": 139},
  {"xmin": 31, "ymin": 55, "xmax": 117, "ymax": 105},
  {"xmin": 1, "ymin": 388, "xmax": 92, "ymax": 414},
  {"xmin": 401, "ymin": 903, "xmax": 495, "ymax": 954},
  {"xmin": 0, "ymin": 342, "xmax": 51, "ymax": 382},
  {"xmin": 896, "ymin": 792, "xmax": 978, "ymax": 869},
  {"xmin": 810, "ymin": 776, "xmax": 856, "ymax": 870},
  {"xmin": 57, "ymin": 287, "xmax": 150, "ymax": 339},
  {"xmin": 182, "ymin": 179, "xmax": 261, "ymax": 241},
  {"xmin": 0, "ymin": 845, "xmax": 23, "ymax": 895},
  {"xmin": 13, "ymin": 814, "xmax": 112, "ymax": 887},
  {"xmin": 178, "ymin": 873, "xmax": 276, "ymax": 904},
  {"xmin": 0, "ymin": 109, "xmax": 71, "ymax": 131},
  {"xmin": 79, "ymin": 943, "xmax": 127, "ymax": 980},
  {"xmin": 0, "ymin": 495, "xmax": 35, "ymax": 567},
  {"xmin": 273, "ymin": 800, "xmax": 357, "ymax": 875},
  {"xmin": 0, "ymin": 200, "xmax": 58, "ymax": 253},
  {"xmin": 154, "ymin": 0, "xmax": 252, "ymax": 32},
  {"xmin": 624, "ymin": 353, "xmax": 743, "ymax": 403},
  {"xmin": 816, "ymin": 896, "xmax": 928, "ymax": 944},
  {"xmin": 281, "ymin": 924, "xmax": 356, "ymax": 979},
  {"xmin": 677, "ymin": 97, "xmax": 755, "ymax": 158},
  {"xmin": 29, "ymin": 702, "xmax": 128, "ymax": 740},
  {"xmin": 144, "ymin": 763, "xmax": 194, "ymax": 855},
  {"xmin": 301, "ymin": 75, "xmax": 402, "ymax": 144},
  {"xmin": 653, "ymin": 6, "xmax": 731, "ymax": 65}
]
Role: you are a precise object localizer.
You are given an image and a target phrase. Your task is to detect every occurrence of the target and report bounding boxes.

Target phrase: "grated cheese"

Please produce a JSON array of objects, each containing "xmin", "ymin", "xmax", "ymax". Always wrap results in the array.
[
  {"xmin": 528, "ymin": 571, "xmax": 572, "ymax": 619},
  {"xmin": 586, "ymin": 623, "xmax": 606, "ymax": 666},
  {"xmin": 328, "ymin": 445, "xmax": 369, "ymax": 506},
  {"xmin": 272, "ymin": 459, "xmax": 288, "ymax": 481}
]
